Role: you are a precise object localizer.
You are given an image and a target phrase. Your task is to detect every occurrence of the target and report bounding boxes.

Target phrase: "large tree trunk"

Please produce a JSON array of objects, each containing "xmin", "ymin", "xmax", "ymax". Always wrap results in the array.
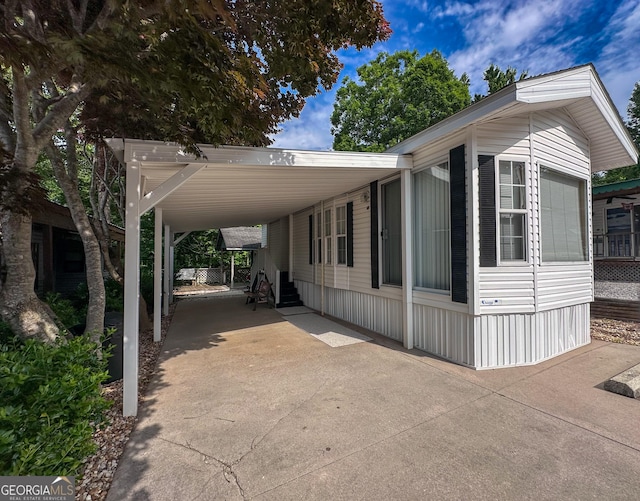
[
  {"xmin": 47, "ymin": 136, "xmax": 105, "ymax": 344},
  {"xmin": 91, "ymin": 141, "xmax": 152, "ymax": 332},
  {"xmin": 0, "ymin": 210, "xmax": 60, "ymax": 343}
]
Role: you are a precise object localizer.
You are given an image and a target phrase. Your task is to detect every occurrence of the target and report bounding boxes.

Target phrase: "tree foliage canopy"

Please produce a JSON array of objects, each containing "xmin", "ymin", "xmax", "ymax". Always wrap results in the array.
[
  {"xmin": 0, "ymin": 0, "xmax": 390, "ymax": 341},
  {"xmin": 592, "ymin": 81, "xmax": 640, "ymax": 186},
  {"xmin": 0, "ymin": 0, "xmax": 390, "ymax": 153},
  {"xmin": 330, "ymin": 50, "xmax": 470, "ymax": 152}
]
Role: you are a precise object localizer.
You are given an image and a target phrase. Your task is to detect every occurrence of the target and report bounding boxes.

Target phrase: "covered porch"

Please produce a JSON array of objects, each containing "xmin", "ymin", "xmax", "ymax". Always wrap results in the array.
[{"xmin": 108, "ymin": 139, "xmax": 412, "ymax": 416}]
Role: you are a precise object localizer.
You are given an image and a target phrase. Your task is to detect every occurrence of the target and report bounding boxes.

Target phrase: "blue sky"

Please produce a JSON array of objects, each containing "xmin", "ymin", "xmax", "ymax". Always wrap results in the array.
[{"xmin": 271, "ymin": 0, "xmax": 640, "ymax": 150}]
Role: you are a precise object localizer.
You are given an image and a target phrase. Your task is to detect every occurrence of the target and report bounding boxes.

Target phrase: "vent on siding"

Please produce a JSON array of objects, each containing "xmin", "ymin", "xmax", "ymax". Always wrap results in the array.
[
  {"xmin": 370, "ymin": 181, "xmax": 379, "ymax": 289},
  {"xmin": 478, "ymin": 155, "xmax": 497, "ymax": 267},
  {"xmin": 450, "ymin": 145, "xmax": 467, "ymax": 304}
]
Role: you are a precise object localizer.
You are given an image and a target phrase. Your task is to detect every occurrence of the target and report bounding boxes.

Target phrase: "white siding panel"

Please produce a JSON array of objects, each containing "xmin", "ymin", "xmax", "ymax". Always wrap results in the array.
[
  {"xmin": 478, "ymin": 268, "xmax": 536, "ymax": 314},
  {"xmin": 474, "ymin": 303, "xmax": 590, "ymax": 368},
  {"xmin": 531, "ymin": 110, "xmax": 590, "ymax": 176},
  {"xmin": 412, "ymin": 131, "xmax": 467, "ymax": 169},
  {"xmin": 412, "ymin": 304, "xmax": 474, "ymax": 366},
  {"xmin": 476, "ymin": 117, "xmax": 530, "ymax": 157},
  {"xmin": 292, "ymin": 209, "xmax": 313, "ymax": 283},
  {"xmin": 267, "ymin": 217, "xmax": 289, "ymax": 270},
  {"xmin": 592, "ymin": 198, "xmax": 607, "ymax": 235},
  {"xmin": 295, "ymin": 280, "xmax": 403, "ymax": 341},
  {"xmin": 349, "ymin": 187, "xmax": 373, "ymax": 293},
  {"xmin": 537, "ymin": 264, "xmax": 593, "ymax": 310}
]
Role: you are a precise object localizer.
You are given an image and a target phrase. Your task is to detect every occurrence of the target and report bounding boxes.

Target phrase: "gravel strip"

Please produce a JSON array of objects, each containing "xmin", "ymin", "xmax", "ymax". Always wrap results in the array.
[
  {"xmin": 74, "ymin": 304, "xmax": 639, "ymax": 500},
  {"xmin": 594, "ymin": 281, "xmax": 640, "ymax": 301},
  {"xmin": 75, "ymin": 304, "xmax": 175, "ymax": 501}
]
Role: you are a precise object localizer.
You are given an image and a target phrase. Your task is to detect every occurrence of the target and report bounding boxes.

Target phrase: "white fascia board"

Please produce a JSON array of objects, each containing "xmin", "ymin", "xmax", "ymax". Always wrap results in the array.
[
  {"xmin": 121, "ymin": 138, "xmax": 412, "ymax": 170},
  {"xmin": 587, "ymin": 72, "xmax": 639, "ymax": 165},
  {"xmin": 387, "ymin": 87, "xmax": 518, "ymax": 155}
]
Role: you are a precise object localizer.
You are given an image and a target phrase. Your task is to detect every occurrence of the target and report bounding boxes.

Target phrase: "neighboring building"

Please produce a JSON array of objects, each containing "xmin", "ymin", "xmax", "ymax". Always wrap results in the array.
[
  {"xmin": 112, "ymin": 64, "xmax": 639, "ymax": 415},
  {"xmin": 592, "ymin": 178, "xmax": 640, "ymax": 282},
  {"xmin": 31, "ymin": 199, "xmax": 125, "ymax": 296},
  {"xmin": 215, "ymin": 226, "xmax": 263, "ymax": 252}
]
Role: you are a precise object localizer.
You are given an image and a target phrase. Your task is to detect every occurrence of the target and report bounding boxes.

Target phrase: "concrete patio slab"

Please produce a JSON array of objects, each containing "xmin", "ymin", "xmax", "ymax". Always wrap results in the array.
[
  {"xmin": 284, "ymin": 313, "xmax": 372, "ymax": 347},
  {"xmin": 107, "ymin": 295, "xmax": 640, "ymax": 500},
  {"xmin": 275, "ymin": 306, "xmax": 314, "ymax": 316}
]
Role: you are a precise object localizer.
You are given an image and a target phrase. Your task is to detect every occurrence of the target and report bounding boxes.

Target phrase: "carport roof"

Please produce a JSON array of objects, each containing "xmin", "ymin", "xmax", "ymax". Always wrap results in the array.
[{"xmin": 107, "ymin": 139, "xmax": 412, "ymax": 232}]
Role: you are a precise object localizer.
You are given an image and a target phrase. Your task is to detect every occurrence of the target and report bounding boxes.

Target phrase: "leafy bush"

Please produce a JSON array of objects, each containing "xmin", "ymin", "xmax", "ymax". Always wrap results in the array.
[
  {"xmin": 0, "ymin": 335, "xmax": 110, "ymax": 475},
  {"xmin": 44, "ymin": 292, "xmax": 81, "ymax": 329},
  {"xmin": 0, "ymin": 321, "xmax": 17, "ymax": 346}
]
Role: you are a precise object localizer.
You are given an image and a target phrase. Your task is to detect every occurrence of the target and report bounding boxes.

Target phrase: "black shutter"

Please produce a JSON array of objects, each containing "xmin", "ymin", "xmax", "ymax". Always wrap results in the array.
[
  {"xmin": 478, "ymin": 155, "xmax": 497, "ymax": 267},
  {"xmin": 450, "ymin": 145, "xmax": 467, "ymax": 304},
  {"xmin": 347, "ymin": 201, "xmax": 354, "ymax": 267},
  {"xmin": 308, "ymin": 214, "xmax": 313, "ymax": 265},
  {"xmin": 370, "ymin": 181, "xmax": 379, "ymax": 289}
]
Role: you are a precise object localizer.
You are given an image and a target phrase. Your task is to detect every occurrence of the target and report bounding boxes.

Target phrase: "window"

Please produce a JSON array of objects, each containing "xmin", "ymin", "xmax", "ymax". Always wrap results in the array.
[
  {"xmin": 336, "ymin": 205, "xmax": 347, "ymax": 265},
  {"xmin": 539, "ymin": 167, "xmax": 587, "ymax": 262},
  {"xmin": 413, "ymin": 162, "xmax": 450, "ymax": 291},
  {"xmin": 316, "ymin": 212, "xmax": 322, "ymax": 263},
  {"xmin": 324, "ymin": 208, "xmax": 332, "ymax": 264},
  {"xmin": 498, "ymin": 160, "xmax": 526, "ymax": 261},
  {"xmin": 382, "ymin": 178, "xmax": 402, "ymax": 285}
]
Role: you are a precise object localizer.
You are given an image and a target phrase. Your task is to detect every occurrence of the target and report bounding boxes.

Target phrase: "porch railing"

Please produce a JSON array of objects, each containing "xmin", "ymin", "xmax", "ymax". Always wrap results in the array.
[{"xmin": 593, "ymin": 232, "xmax": 640, "ymax": 259}]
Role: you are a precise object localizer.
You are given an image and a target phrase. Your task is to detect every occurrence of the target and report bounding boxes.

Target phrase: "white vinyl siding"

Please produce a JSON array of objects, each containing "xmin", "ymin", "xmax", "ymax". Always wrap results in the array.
[
  {"xmin": 267, "ymin": 217, "xmax": 289, "ymax": 271},
  {"xmin": 295, "ymin": 280, "xmax": 403, "ymax": 341},
  {"xmin": 292, "ymin": 209, "xmax": 313, "ymax": 283},
  {"xmin": 474, "ymin": 303, "xmax": 590, "ymax": 368}
]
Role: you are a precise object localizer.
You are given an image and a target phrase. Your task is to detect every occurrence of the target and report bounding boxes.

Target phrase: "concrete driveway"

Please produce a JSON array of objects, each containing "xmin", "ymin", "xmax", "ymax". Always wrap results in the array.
[{"xmin": 107, "ymin": 295, "xmax": 640, "ymax": 500}]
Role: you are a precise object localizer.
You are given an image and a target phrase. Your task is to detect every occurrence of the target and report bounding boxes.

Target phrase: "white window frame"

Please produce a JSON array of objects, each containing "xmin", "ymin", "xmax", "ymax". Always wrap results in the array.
[
  {"xmin": 336, "ymin": 204, "xmax": 347, "ymax": 266},
  {"xmin": 315, "ymin": 211, "xmax": 322, "ymax": 264},
  {"xmin": 324, "ymin": 207, "xmax": 332, "ymax": 265},
  {"xmin": 496, "ymin": 157, "xmax": 528, "ymax": 264},
  {"xmin": 412, "ymin": 158, "xmax": 451, "ymax": 295},
  {"xmin": 539, "ymin": 164, "xmax": 589, "ymax": 263}
]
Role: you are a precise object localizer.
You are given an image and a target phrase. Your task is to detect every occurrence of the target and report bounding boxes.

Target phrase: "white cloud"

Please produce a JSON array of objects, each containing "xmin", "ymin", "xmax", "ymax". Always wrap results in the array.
[
  {"xmin": 270, "ymin": 94, "xmax": 336, "ymax": 150},
  {"xmin": 444, "ymin": 0, "xmax": 592, "ymax": 97},
  {"xmin": 594, "ymin": 0, "xmax": 640, "ymax": 119}
]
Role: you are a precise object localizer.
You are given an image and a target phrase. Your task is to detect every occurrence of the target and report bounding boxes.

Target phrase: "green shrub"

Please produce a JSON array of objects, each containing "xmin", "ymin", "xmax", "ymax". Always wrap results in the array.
[
  {"xmin": 0, "ymin": 335, "xmax": 111, "ymax": 475},
  {"xmin": 44, "ymin": 292, "xmax": 81, "ymax": 329},
  {"xmin": 0, "ymin": 321, "xmax": 17, "ymax": 346}
]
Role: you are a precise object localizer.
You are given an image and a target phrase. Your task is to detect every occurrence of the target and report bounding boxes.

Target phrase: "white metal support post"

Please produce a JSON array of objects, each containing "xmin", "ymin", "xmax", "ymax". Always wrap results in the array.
[
  {"xmin": 169, "ymin": 239, "xmax": 175, "ymax": 304},
  {"xmin": 123, "ymin": 161, "xmax": 141, "ymax": 417},
  {"xmin": 163, "ymin": 224, "xmax": 170, "ymax": 314},
  {"xmin": 153, "ymin": 207, "xmax": 163, "ymax": 342},
  {"xmin": 401, "ymin": 168, "xmax": 414, "ymax": 350}
]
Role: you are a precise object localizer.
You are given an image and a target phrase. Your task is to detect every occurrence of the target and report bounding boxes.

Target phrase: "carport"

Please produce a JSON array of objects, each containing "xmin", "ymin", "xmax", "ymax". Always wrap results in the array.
[{"xmin": 107, "ymin": 139, "xmax": 411, "ymax": 416}]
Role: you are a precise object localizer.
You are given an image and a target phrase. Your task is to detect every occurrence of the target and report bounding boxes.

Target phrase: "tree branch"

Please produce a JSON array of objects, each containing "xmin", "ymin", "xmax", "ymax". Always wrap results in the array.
[
  {"xmin": 32, "ymin": 79, "xmax": 90, "ymax": 152},
  {"xmin": 11, "ymin": 65, "xmax": 35, "ymax": 164}
]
